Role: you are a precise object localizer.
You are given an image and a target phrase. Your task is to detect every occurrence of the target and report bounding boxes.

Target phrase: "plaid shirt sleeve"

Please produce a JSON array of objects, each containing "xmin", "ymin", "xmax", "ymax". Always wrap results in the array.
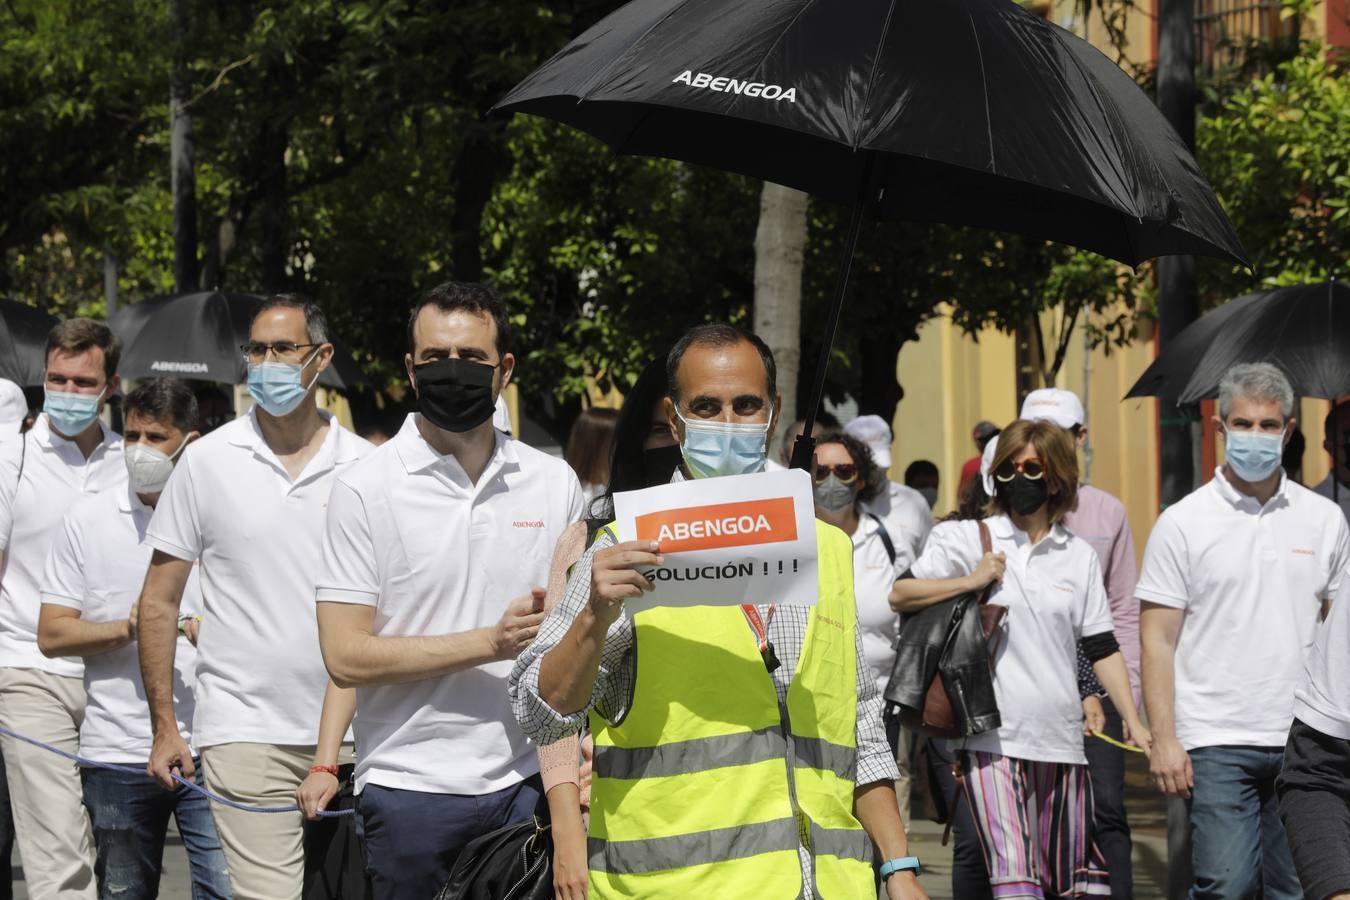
[
  {"xmin": 509, "ymin": 529, "xmax": 636, "ymax": 745},
  {"xmin": 853, "ymin": 613, "xmax": 902, "ymax": 786}
]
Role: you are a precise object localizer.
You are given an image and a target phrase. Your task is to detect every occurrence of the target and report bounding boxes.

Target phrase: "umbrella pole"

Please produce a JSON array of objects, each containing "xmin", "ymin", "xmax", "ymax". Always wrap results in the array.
[
  {"xmin": 788, "ymin": 188, "xmax": 868, "ymax": 472},
  {"xmin": 1333, "ymin": 276, "xmax": 1340, "ymax": 503}
]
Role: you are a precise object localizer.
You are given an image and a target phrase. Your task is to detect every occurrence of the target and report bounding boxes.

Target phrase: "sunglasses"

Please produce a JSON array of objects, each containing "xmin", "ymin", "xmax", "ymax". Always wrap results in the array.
[
  {"xmin": 994, "ymin": 458, "xmax": 1046, "ymax": 482},
  {"xmin": 814, "ymin": 463, "xmax": 858, "ymax": 484}
]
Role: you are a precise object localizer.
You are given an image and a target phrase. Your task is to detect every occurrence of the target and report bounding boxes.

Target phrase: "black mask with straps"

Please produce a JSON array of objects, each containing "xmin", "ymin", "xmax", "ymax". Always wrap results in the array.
[
  {"xmin": 413, "ymin": 357, "xmax": 497, "ymax": 433},
  {"xmin": 642, "ymin": 445, "xmax": 683, "ymax": 486},
  {"xmin": 997, "ymin": 473, "xmax": 1049, "ymax": 516}
]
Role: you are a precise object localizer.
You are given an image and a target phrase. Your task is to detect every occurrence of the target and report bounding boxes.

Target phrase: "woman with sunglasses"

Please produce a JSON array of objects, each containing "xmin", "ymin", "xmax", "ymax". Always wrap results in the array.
[{"xmin": 890, "ymin": 419, "xmax": 1149, "ymax": 898}]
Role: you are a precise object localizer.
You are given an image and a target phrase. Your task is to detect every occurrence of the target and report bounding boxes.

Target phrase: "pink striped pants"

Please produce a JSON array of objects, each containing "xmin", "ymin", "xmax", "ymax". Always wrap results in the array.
[{"xmin": 962, "ymin": 750, "xmax": 1112, "ymax": 899}]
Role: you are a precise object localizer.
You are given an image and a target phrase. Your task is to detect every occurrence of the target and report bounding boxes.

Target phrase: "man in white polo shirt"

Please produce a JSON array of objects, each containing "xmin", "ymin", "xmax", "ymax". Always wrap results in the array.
[
  {"xmin": 315, "ymin": 282, "xmax": 582, "ymax": 899},
  {"xmin": 1020, "ymin": 387, "xmax": 1139, "ymax": 899},
  {"xmin": 1278, "ymin": 575, "xmax": 1350, "ymax": 900},
  {"xmin": 0, "ymin": 318, "xmax": 125, "ymax": 900},
  {"xmin": 37, "ymin": 377, "xmax": 229, "ymax": 899},
  {"xmin": 138, "ymin": 295, "xmax": 372, "ymax": 900},
  {"xmin": 1141, "ymin": 362, "xmax": 1350, "ymax": 900}
]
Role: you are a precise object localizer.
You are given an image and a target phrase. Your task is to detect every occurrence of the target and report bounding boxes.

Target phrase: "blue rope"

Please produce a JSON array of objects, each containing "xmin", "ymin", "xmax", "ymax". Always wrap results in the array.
[{"xmin": 0, "ymin": 724, "xmax": 354, "ymax": 818}]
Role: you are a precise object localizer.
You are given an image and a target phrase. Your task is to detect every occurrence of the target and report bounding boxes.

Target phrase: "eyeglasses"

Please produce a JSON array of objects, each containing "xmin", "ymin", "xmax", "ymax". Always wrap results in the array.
[
  {"xmin": 993, "ymin": 458, "xmax": 1046, "ymax": 481},
  {"xmin": 240, "ymin": 341, "xmax": 320, "ymax": 362},
  {"xmin": 814, "ymin": 463, "xmax": 858, "ymax": 484}
]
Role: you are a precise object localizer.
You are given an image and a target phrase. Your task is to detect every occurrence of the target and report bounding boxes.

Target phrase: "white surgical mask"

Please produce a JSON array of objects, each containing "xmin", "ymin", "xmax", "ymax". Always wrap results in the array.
[
  {"xmin": 675, "ymin": 407, "xmax": 772, "ymax": 479},
  {"xmin": 124, "ymin": 436, "xmax": 190, "ymax": 495}
]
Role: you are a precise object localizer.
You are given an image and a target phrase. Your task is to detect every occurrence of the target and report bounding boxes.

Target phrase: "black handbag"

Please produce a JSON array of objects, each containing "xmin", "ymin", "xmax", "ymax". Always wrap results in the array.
[{"xmin": 435, "ymin": 816, "xmax": 553, "ymax": 900}]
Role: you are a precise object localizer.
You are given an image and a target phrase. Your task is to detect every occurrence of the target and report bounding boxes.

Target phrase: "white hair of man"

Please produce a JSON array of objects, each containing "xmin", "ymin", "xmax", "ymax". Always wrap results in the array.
[{"xmin": 1217, "ymin": 361, "xmax": 1295, "ymax": 420}]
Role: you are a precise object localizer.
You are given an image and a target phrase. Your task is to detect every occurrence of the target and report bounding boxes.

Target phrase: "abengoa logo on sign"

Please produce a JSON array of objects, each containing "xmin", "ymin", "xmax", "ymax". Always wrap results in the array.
[
  {"xmin": 671, "ymin": 70, "xmax": 798, "ymax": 103},
  {"xmin": 635, "ymin": 497, "xmax": 799, "ymax": 553}
]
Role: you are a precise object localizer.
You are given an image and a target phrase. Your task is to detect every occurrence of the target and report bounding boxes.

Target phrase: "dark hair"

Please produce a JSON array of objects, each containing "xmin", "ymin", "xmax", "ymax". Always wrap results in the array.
[
  {"xmin": 946, "ymin": 476, "xmax": 990, "ymax": 522},
  {"xmin": 252, "ymin": 294, "xmax": 329, "ymax": 344},
  {"xmin": 565, "ymin": 407, "xmax": 620, "ymax": 486},
  {"xmin": 985, "ymin": 419, "xmax": 1079, "ymax": 524},
  {"xmin": 815, "ymin": 431, "xmax": 884, "ymax": 504},
  {"xmin": 46, "ymin": 318, "xmax": 121, "ymax": 379},
  {"xmin": 590, "ymin": 358, "xmax": 673, "ymax": 522},
  {"xmin": 124, "ymin": 377, "xmax": 199, "ymax": 433},
  {"xmin": 666, "ymin": 323, "xmax": 776, "ymax": 403},
  {"xmin": 407, "ymin": 282, "xmax": 511, "ymax": 358},
  {"xmin": 904, "ymin": 459, "xmax": 939, "ymax": 486}
]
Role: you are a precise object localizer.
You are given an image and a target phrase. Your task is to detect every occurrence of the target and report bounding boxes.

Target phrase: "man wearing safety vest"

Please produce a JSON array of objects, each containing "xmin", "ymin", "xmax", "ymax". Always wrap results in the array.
[{"xmin": 510, "ymin": 323, "xmax": 928, "ymax": 899}]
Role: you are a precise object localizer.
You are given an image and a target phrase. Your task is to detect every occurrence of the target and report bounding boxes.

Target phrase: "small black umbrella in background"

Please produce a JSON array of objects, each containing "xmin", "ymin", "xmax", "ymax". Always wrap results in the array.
[
  {"xmin": 1126, "ymin": 279, "xmax": 1348, "ymax": 498},
  {"xmin": 1126, "ymin": 280, "xmax": 1350, "ymax": 403},
  {"xmin": 494, "ymin": 0, "xmax": 1249, "ymax": 468},
  {"xmin": 111, "ymin": 291, "xmax": 368, "ymax": 391},
  {"xmin": 0, "ymin": 299, "xmax": 59, "ymax": 386}
]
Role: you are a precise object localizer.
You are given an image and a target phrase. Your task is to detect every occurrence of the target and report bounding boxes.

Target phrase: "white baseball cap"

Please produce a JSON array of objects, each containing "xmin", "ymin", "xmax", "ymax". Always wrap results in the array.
[
  {"xmin": 1020, "ymin": 388, "xmax": 1085, "ymax": 430},
  {"xmin": 0, "ymin": 379, "xmax": 26, "ymax": 434},
  {"xmin": 979, "ymin": 434, "xmax": 1000, "ymax": 496},
  {"xmin": 844, "ymin": 414, "xmax": 893, "ymax": 469}
]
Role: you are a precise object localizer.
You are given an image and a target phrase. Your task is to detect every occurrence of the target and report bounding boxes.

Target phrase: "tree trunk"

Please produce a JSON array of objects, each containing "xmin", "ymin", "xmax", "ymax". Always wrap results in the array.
[
  {"xmin": 258, "ymin": 121, "xmax": 289, "ymax": 292},
  {"xmin": 449, "ymin": 123, "xmax": 508, "ymax": 281},
  {"xmin": 103, "ymin": 251, "xmax": 119, "ymax": 316},
  {"xmin": 752, "ymin": 182, "xmax": 809, "ymax": 417},
  {"xmin": 1157, "ymin": 0, "xmax": 1199, "ymax": 506},
  {"xmin": 169, "ymin": 0, "xmax": 198, "ymax": 293}
]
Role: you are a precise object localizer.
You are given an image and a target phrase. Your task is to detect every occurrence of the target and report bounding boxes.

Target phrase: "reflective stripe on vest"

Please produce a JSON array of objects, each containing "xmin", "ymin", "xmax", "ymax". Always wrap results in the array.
[
  {"xmin": 793, "ymin": 736, "xmax": 856, "ymax": 783},
  {"xmin": 593, "ymin": 726, "xmax": 787, "ymax": 780},
  {"xmin": 809, "ymin": 822, "xmax": 874, "ymax": 863},
  {"xmin": 588, "ymin": 816, "xmax": 800, "ymax": 875}
]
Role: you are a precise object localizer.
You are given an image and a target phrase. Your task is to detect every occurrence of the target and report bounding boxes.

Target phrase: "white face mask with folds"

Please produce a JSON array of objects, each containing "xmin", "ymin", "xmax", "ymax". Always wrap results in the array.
[
  {"xmin": 675, "ymin": 406, "xmax": 772, "ymax": 479},
  {"xmin": 123, "ymin": 436, "xmax": 190, "ymax": 494}
]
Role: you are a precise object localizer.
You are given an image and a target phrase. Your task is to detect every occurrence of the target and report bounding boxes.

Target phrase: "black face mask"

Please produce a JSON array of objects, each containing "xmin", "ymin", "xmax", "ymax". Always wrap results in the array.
[
  {"xmin": 998, "ymin": 474, "xmax": 1050, "ymax": 516},
  {"xmin": 413, "ymin": 357, "xmax": 497, "ymax": 433},
  {"xmin": 642, "ymin": 445, "xmax": 683, "ymax": 487}
]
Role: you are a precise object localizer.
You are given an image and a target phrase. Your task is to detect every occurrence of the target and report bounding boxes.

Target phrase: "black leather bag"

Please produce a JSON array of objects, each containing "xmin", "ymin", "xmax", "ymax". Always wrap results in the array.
[{"xmin": 435, "ymin": 817, "xmax": 553, "ymax": 900}]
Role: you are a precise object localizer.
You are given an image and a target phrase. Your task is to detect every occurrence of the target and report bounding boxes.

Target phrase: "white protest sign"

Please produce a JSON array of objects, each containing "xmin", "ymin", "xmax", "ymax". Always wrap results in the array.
[{"xmin": 613, "ymin": 469, "xmax": 819, "ymax": 610}]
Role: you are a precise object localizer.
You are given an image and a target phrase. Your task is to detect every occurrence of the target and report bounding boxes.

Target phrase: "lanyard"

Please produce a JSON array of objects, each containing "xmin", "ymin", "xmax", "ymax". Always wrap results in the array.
[{"xmin": 740, "ymin": 603, "xmax": 781, "ymax": 672}]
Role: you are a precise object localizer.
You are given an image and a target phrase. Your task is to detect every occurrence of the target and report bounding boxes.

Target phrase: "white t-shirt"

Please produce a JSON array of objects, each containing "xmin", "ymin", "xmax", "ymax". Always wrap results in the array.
[
  {"xmin": 1136, "ymin": 469, "xmax": 1350, "ymax": 750},
  {"xmin": 41, "ymin": 486, "xmax": 203, "ymax": 763},
  {"xmin": 1294, "ymin": 576, "xmax": 1350, "ymax": 740},
  {"xmin": 1311, "ymin": 474, "xmax": 1350, "ymax": 525},
  {"xmin": 911, "ymin": 515, "xmax": 1112, "ymax": 765},
  {"xmin": 317, "ymin": 415, "xmax": 584, "ymax": 795},
  {"xmin": 863, "ymin": 481, "xmax": 933, "ymax": 562},
  {"xmin": 0, "ymin": 416, "xmax": 127, "ymax": 677},
  {"xmin": 147, "ymin": 410, "xmax": 371, "ymax": 748},
  {"xmin": 853, "ymin": 513, "xmax": 912, "ymax": 696}
]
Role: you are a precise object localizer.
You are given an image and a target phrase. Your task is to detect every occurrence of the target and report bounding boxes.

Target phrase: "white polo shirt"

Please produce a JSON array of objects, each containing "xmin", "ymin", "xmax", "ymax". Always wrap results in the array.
[
  {"xmin": 1294, "ymin": 576, "xmax": 1350, "ymax": 740},
  {"xmin": 0, "ymin": 416, "xmax": 126, "ymax": 677},
  {"xmin": 854, "ymin": 513, "xmax": 912, "ymax": 696},
  {"xmin": 1137, "ymin": 468, "xmax": 1350, "ymax": 751},
  {"xmin": 317, "ymin": 414, "xmax": 584, "ymax": 795},
  {"xmin": 147, "ymin": 409, "xmax": 371, "ymax": 748},
  {"xmin": 863, "ymin": 481, "xmax": 933, "ymax": 561},
  {"xmin": 42, "ymin": 486, "xmax": 203, "ymax": 762},
  {"xmin": 911, "ymin": 514, "xmax": 1113, "ymax": 764}
]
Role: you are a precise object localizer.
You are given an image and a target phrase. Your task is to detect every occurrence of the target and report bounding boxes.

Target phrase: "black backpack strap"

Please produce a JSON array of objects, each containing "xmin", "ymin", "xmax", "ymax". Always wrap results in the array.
[{"xmin": 868, "ymin": 513, "xmax": 897, "ymax": 566}]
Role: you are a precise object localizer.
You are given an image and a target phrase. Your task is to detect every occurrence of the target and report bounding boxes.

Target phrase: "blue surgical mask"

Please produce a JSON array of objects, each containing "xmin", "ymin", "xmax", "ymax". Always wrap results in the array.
[
  {"xmin": 1224, "ymin": 428, "xmax": 1285, "ymax": 482},
  {"xmin": 675, "ymin": 407, "xmax": 772, "ymax": 479},
  {"xmin": 43, "ymin": 388, "xmax": 102, "ymax": 437},
  {"xmin": 247, "ymin": 350, "xmax": 320, "ymax": 418}
]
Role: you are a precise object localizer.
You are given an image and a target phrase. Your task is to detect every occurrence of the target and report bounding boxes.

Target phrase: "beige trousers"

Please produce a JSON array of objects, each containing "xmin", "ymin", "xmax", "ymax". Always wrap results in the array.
[
  {"xmin": 201, "ymin": 741, "xmax": 353, "ymax": 900},
  {"xmin": 0, "ymin": 667, "xmax": 96, "ymax": 900}
]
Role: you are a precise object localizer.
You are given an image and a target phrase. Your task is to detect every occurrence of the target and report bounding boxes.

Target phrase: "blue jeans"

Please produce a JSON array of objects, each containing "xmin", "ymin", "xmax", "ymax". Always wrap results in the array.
[
  {"xmin": 82, "ymin": 763, "xmax": 232, "ymax": 899},
  {"xmin": 1187, "ymin": 745, "xmax": 1302, "ymax": 900},
  {"xmin": 358, "ymin": 775, "xmax": 542, "ymax": 900}
]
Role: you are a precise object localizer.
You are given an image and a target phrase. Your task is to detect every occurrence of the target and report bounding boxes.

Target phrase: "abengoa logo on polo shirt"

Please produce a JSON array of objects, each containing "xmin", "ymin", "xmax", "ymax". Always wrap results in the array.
[
  {"xmin": 671, "ymin": 70, "xmax": 798, "ymax": 103},
  {"xmin": 635, "ymin": 497, "xmax": 798, "ymax": 553},
  {"xmin": 150, "ymin": 360, "xmax": 210, "ymax": 374}
]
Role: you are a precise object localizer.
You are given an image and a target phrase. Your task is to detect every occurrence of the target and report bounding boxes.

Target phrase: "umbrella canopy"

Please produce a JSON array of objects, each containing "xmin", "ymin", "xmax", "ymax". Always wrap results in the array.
[
  {"xmin": 494, "ymin": 0, "xmax": 1248, "ymax": 269},
  {"xmin": 0, "ymin": 299, "xmax": 59, "ymax": 387},
  {"xmin": 111, "ymin": 291, "xmax": 367, "ymax": 391},
  {"xmin": 1127, "ymin": 281, "xmax": 1350, "ymax": 402}
]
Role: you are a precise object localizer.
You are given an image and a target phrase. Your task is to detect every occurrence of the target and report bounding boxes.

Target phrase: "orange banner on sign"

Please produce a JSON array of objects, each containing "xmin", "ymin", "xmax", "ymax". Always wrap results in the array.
[{"xmin": 635, "ymin": 497, "xmax": 798, "ymax": 553}]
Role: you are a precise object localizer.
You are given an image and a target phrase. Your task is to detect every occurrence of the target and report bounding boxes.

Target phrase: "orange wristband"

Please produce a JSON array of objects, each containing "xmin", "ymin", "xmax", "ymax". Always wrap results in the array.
[{"xmin": 309, "ymin": 764, "xmax": 339, "ymax": 777}]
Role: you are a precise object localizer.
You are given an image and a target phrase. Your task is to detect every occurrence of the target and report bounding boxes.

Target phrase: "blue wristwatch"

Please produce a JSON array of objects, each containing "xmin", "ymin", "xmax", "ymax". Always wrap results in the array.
[{"xmin": 879, "ymin": 856, "xmax": 922, "ymax": 880}]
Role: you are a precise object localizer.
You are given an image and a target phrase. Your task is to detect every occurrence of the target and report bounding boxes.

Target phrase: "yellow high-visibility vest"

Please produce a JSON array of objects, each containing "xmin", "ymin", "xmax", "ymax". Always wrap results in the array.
[{"xmin": 587, "ymin": 520, "xmax": 875, "ymax": 898}]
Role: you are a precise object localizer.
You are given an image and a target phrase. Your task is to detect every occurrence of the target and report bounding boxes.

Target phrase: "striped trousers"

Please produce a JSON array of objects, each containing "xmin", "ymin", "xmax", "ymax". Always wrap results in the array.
[{"xmin": 962, "ymin": 750, "xmax": 1111, "ymax": 899}]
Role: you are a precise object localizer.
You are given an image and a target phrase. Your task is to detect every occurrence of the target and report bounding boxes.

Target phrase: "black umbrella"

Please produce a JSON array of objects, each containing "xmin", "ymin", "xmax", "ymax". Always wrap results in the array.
[
  {"xmin": 111, "ymin": 291, "xmax": 367, "ymax": 391},
  {"xmin": 494, "ymin": 0, "xmax": 1248, "ymax": 467},
  {"xmin": 1125, "ymin": 280, "xmax": 1350, "ymax": 403},
  {"xmin": 0, "ymin": 300, "xmax": 59, "ymax": 387}
]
